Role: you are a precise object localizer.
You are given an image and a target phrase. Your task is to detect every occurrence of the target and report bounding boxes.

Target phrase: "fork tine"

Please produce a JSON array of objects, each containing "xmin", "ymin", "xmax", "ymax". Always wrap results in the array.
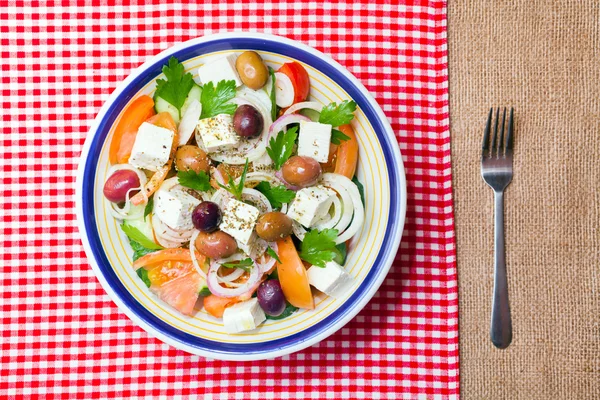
[
  {"xmin": 482, "ymin": 108, "xmax": 493, "ymax": 153},
  {"xmin": 498, "ymin": 108, "xmax": 506, "ymax": 154},
  {"xmin": 491, "ymin": 108, "xmax": 500, "ymax": 153},
  {"xmin": 505, "ymin": 107, "xmax": 514, "ymax": 150}
]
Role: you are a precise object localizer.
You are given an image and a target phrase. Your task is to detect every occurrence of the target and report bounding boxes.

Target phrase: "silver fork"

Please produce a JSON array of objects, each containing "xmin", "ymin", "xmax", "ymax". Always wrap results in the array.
[{"xmin": 481, "ymin": 107, "xmax": 514, "ymax": 349}]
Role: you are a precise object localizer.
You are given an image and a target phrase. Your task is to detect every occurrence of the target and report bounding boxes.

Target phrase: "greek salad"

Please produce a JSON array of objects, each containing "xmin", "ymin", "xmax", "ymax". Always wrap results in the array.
[{"xmin": 104, "ymin": 51, "xmax": 364, "ymax": 334}]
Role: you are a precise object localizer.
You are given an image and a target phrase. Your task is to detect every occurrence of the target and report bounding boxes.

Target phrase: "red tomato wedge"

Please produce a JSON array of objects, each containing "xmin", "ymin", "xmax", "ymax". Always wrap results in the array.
[
  {"xmin": 133, "ymin": 248, "xmax": 205, "ymax": 270},
  {"xmin": 277, "ymin": 62, "xmax": 310, "ymax": 104},
  {"xmin": 204, "ymin": 295, "xmax": 241, "ymax": 318},
  {"xmin": 333, "ymin": 124, "xmax": 358, "ymax": 179},
  {"xmin": 145, "ymin": 260, "xmax": 201, "ymax": 316},
  {"xmin": 109, "ymin": 95, "xmax": 155, "ymax": 165},
  {"xmin": 275, "ymin": 236, "xmax": 314, "ymax": 310}
]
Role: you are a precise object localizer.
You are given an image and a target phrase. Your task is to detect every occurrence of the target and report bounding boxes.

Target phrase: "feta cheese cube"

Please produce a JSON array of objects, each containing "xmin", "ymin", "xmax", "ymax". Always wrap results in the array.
[
  {"xmin": 297, "ymin": 120, "xmax": 332, "ymax": 163},
  {"xmin": 196, "ymin": 114, "xmax": 239, "ymax": 152},
  {"xmin": 223, "ymin": 298, "xmax": 266, "ymax": 333},
  {"xmin": 307, "ymin": 261, "xmax": 352, "ymax": 299},
  {"xmin": 128, "ymin": 122, "xmax": 174, "ymax": 171},
  {"xmin": 197, "ymin": 54, "xmax": 243, "ymax": 87},
  {"xmin": 154, "ymin": 189, "xmax": 200, "ymax": 231},
  {"xmin": 219, "ymin": 199, "xmax": 260, "ymax": 245},
  {"xmin": 286, "ymin": 186, "xmax": 336, "ymax": 227},
  {"xmin": 237, "ymin": 232, "xmax": 266, "ymax": 258}
]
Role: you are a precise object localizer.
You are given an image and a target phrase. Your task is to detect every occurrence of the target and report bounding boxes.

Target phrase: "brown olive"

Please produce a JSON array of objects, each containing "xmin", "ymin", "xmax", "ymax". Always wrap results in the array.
[
  {"xmin": 235, "ymin": 51, "xmax": 269, "ymax": 90},
  {"xmin": 194, "ymin": 231, "xmax": 238, "ymax": 259},
  {"xmin": 256, "ymin": 212, "xmax": 293, "ymax": 241},
  {"xmin": 175, "ymin": 145, "xmax": 210, "ymax": 174},
  {"xmin": 281, "ymin": 156, "xmax": 322, "ymax": 188}
]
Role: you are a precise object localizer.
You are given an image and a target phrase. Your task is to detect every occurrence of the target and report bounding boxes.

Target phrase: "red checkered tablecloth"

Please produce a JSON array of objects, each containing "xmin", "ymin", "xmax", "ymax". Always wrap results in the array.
[{"xmin": 1, "ymin": 1, "xmax": 458, "ymax": 398}]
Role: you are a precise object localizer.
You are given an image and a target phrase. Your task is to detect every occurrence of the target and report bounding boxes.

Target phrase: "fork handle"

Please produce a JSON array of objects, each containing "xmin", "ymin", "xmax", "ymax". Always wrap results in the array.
[{"xmin": 491, "ymin": 191, "xmax": 512, "ymax": 349}]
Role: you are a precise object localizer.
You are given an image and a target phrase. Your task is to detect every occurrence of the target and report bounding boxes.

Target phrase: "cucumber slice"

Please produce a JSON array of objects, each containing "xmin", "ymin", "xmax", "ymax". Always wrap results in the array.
[
  {"xmin": 126, "ymin": 214, "xmax": 155, "ymax": 244},
  {"xmin": 300, "ymin": 108, "xmax": 320, "ymax": 122},
  {"xmin": 154, "ymin": 95, "xmax": 180, "ymax": 123},
  {"xmin": 198, "ymin": 274, "xmax": 210, "ymax": 296},
  {"xmin": 154, "ymin": 84, "xmax": 202, "ymax": 124},
  {"xmin": 181, "ymin": 85, "xmax": 202, "ymax": 117}
]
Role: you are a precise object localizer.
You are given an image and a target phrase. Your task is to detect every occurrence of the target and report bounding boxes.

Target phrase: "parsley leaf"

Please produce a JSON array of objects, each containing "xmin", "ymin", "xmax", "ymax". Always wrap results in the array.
[
  {"xmin": 266, "ymin": 126, "xmax": 298, "ymax": 170},
  {"xmin": 155, "ymin": 56, "xmax": 195, "ymax": 119},
  {"xmin": 136, "ymin": 268, "xmax": 152, "ymax": 288},
  {"xmin": 177, "ymin": 170, "xmax": 211, "ymax": 192},
  {"xmin": 200, "ymin": 80, "xmax": 237, "ymax": 119},
  {"xmin": 267, "ymin": 246, "xmax": 282, "ymax": 263},
  {"xmin": 121, "ymin": 223, "xmax": 163, "ymax": 250},
  {"xmin": 269, "ymin": 67, "xmax": 277, "ymax": 121},
  {"xmin": 255, "ymin": 181, "xmax": 296, "ymax": 209},
  {"xmin": 143, "ymin": 196, "xmax": 153, "ymax": 221},
  {"xmin": 127, "ymin": 237, "xmax": 160, "ymax": 262},
  {"xmin": 331, "ymin": 128, "xmax": 351, "ymax": 145},
  {"xmin": 218, "ymin": 158, "xmax": 249, "ymax": 200},
  {"xmin": 221, "ymin": 258, "xmax": 253, "ymax": 272},
  {"xmin": 318, "ymin": 100, "xmax": 357, "ymax": 127},
  {"xmin": 199, "ymin": 287, "xmax": 212, "ymax": 296},
  {"xmin": 299, "ymin": 228, "xmax": 342, "ymax": 267},
  {"xmin": 265, "ymin": 302, "xmax": 299, "ymax": 320}
]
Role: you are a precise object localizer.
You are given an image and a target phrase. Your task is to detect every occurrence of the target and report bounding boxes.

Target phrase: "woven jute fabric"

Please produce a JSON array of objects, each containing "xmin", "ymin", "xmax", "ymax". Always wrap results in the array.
[{"xmin": 448, "ymin": 0, "xmax": 600, "ymax": 398}]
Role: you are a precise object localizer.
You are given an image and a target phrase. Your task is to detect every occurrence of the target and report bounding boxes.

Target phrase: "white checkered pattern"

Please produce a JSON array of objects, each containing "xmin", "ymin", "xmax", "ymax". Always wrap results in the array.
[{"xmin": 0, "ymin": 0, "xmax": 458, "ymax": 398}]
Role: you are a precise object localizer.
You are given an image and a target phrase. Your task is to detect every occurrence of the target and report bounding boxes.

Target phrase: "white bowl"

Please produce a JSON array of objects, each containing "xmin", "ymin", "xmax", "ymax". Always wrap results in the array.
[{"xmin": 76, "ymin": 32, "xmax": 406, "ymax": 360}]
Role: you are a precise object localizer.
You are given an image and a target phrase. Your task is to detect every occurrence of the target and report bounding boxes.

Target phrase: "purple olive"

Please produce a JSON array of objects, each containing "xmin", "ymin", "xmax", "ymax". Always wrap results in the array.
[
  {"xmin": 233, "ymin": 104, "xmax": 264, "ymax": 138},
  {"xmin": 192, "ymin": 201, "xmax": 222, "ymax": 232},
  {"xmin": 103, "ymin": 169, "xmax": 141, "ymax": 203},
  {"xmin": 257, "ymin": 280, "xmax": 286, "ymax": 317}
]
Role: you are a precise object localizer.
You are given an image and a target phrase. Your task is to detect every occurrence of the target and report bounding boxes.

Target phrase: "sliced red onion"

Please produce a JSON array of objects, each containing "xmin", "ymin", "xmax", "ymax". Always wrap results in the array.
[
  {"xmin": 217, "ymin": 265, "xmax": 245, "ymax": 284},
  {"xmin": 240, "ymin": 171, "xmax": 284, "ymax": 186},
  {"xmin": 321, "ymin": 173, "xmax": 365, "ymax": 244},
  {"xmin": 267, "ymin": 113, "xmax": 311, "ymax": 142},
  {"xmin": 241, "ymin": 188, "xmax": 272, "ymax": 214},
  {"xmin": 256, "ymin": 241, "xmax": 278, "ymax": 274},
  {"xmin": 207, "ymin": 258, "xmax": 262, "ymax": 298},
  {"xmin": 283, "ymin": 101, "xmax": 324, "ymax": 115},
  {"xmin": 178, "ymin": 99, "xmax": 201, "ymax": 146},
  {"xmin": 212, "ymin": 167, "xmax": 226, "ymax": 186},
  {"xmin": 274, "ymin": 72, "xmax": 294, "ymax": 108},
  {"xmin": 189, "ymin": 230, "xmax": 207, "ymax": 279}
]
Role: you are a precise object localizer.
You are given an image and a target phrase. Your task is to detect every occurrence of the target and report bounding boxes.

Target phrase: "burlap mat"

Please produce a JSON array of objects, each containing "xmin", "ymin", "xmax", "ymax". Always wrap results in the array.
[{"xmin": 447, "ymin": 1, "xmax": 600, "ymax": 398}]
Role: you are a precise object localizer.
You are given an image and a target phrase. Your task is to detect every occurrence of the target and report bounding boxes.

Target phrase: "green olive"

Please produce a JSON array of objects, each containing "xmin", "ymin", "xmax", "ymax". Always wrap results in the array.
[
  {"xmin": 235, "ymin": 51, "xmax": 269, "ymax": 90},
  {"xmin": 175, "ymin": 145, "xmax": 210, "ymax": 174},
  {"xmin": 255, "ymin": 212, "xmax": 293, "ymax": 241}
]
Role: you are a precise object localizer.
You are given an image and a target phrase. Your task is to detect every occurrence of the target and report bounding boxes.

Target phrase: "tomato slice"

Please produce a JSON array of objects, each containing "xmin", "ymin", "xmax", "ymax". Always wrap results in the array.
[
  {"xmin": 109, "ymin": 95, "xmax": 155, "ymax": 165},
  {"xmin": 276, "ymin": 236, "xmax": 314, "ymax": 310},
  {"xmin": 204, "ymin": 295, "xmax": 241, "ymax": 318},
  {"xmin": 278, "ymin": 62, "xmax": 310, "ymax": 104},
  {"xmin": 333, "ymin": 124, "xmax": 358, "ymax": 179},
  {"xmin": 133, "ymin": 248, "xmax": 205, "ymax": 270},
  {"xmin": 146, "ymin": 261, "xmax": 201, "ymax": 316}
]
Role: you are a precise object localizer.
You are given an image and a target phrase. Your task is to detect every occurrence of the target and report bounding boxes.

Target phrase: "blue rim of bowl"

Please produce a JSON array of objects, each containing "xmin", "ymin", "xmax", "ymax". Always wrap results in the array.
[{"xmin": 80, "ymin": 35, "xmax": 404, "ymax": 357}]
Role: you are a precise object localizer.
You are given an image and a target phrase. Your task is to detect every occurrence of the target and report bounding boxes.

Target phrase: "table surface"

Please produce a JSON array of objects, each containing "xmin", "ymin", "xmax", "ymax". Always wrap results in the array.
[
  {"xmin": 1, "ymin": 1, "xmax": 460, "ymax": 398},
  {"xmin": 448, "ymin": 0, "xmax": 600, "ymax": 398}
]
